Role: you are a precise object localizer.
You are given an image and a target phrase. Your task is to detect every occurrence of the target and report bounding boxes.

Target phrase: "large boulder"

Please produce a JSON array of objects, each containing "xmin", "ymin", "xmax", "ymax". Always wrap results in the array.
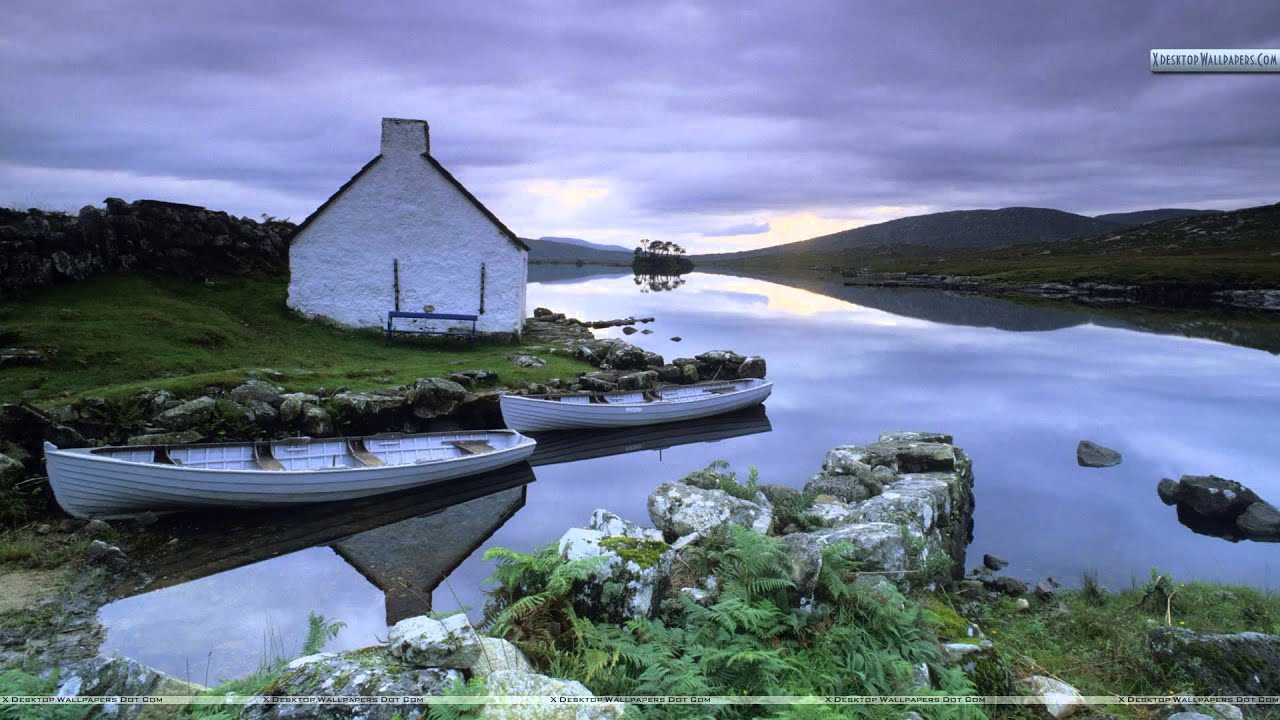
[
  {"xmin": 557, "ymin": 511, "xmax": 671, "ymax": 622},
  {"xmin": 328, "ymin": 391, "xmax": 406, "ymax": 430},
  {"xmin": 387, "ymin": 613, "xmax": 483, "ymax": 669},
  {"xmin": 241, "ymin": 650, "xmax": 462, "ymax": 720},
  {"xmin": 1016, "ymin": 675, "xmax": 1085, "ymax": 718},
  {"xmin": 405, "ymin": 377, "xmax": 467, "ymax": 419},
  {"xmin": 737, "ymin": 356, "xmax": 767, "ymax": 379},
  {"xmin": 1236, "ymin": 502, "xmax": 1280, "ymax": 541},
  {"xmin": 1148, "ymin": 626, "xmax": 1280, "ymax": 694},
  {"xmin": 229, "ymin": 379, "xmax": 282, "ymax": 406},
  {"xmin": 647, "ymin": 482, "xmax": 773, "ymax": 542},
  {"xmin": 53, "ymin": 655, "xmax": 205, "ymax": 720},
  {"xmin": 481, "ymin": 669, "xmax": 626, "ymax": 719},
  {"xmin": 1160, "ymin": 475, "xmax": 1263, "ymax": 520},
  {"xmin": 153, "ymin": 396, "xmax": 216, "ymax": 431}
]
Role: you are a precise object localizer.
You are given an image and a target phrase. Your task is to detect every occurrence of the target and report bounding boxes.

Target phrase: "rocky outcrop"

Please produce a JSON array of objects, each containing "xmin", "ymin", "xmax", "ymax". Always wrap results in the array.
[
  {"xmin": 242, "ymin": 612, "xmax": 625, "ymax": 720},
  {"xmin": 0, "ymin": 200, "xmax": 292, "ymax": 298},
  {"xmin": 557, "ymin": 510, "xmax": 672, "ymax": 622},
  {"xmin": 648, "ymin": 477, "xmax": 773, "ymax": 542},
  {"xmin": 781, "ymin": 432, "xmax": 976, "ymax": 597},
  {"xmin": 52, "ymin": 655, "xmax": 205, "ymax": 719},
  {"xmin": 1159, "ymin": 475, "xmax": 1280, "ymax": 543},
  {"xmin": 1149, "ymin": 626, "xmax": 1280, "ymax": 695}
]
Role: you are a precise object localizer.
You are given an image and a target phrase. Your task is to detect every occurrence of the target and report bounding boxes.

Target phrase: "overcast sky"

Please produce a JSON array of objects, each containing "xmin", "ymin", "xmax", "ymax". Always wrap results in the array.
[{"xmin": 3, "ymin": 1, "xmax": 1278, "ymax": 252}]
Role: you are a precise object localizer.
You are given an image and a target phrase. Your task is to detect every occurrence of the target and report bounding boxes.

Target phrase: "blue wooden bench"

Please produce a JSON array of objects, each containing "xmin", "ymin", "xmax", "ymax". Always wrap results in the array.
[{"xmin": 385, "ymin": 311, "xmax": 479, "ymax": 346}]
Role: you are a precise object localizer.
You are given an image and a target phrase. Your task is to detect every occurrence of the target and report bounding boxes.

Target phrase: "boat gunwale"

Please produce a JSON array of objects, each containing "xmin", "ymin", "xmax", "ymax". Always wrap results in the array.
[{"xmin": 47, "ymin": 430, "xmax": 535, "ymax": 476}]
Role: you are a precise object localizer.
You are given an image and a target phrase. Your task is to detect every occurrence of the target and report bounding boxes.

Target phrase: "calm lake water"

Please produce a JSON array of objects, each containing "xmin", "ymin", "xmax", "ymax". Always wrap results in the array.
[{"xmin": 100, "ymin": 268, "xmax": 1280, "ymax": 683}]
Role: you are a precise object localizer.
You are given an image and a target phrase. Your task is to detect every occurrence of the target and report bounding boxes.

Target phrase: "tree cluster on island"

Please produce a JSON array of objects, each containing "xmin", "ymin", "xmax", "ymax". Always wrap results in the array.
[{"xmin": 632, "ymin": 238, "xmax": 694, "ymax": 276}]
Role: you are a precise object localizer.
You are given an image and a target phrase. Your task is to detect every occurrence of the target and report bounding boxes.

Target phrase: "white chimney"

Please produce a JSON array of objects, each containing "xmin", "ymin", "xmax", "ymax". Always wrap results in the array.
[{"xmin": 380, "ymin": 117, "xmax": 430, "ymax": 156}]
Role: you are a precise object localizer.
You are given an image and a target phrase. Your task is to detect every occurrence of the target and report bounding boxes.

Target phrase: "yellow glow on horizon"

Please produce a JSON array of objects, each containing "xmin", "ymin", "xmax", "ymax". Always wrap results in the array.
[
  {"xmin": 519, "ymin": 178, "xmax": 611, "ymax": 213},
  {"xmin": 694, "ymin": 205, "xmax": 936, "ymax": 253}
]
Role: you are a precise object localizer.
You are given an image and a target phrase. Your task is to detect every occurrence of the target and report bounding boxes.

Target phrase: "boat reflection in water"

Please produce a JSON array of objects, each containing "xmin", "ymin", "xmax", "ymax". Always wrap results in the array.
[
  {"xmin": 526, "ymin": 404, "xmax": 772, "ymax": 466},
  {"xmin": 109, "ymin": 405, "xmax": 773, "ymax": 632}
]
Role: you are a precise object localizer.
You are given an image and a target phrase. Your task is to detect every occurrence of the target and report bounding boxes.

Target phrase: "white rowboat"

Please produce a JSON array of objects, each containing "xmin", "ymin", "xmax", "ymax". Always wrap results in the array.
[
  {"xmin": 44, "ymin": 430, "xmax": 536, "ymax": 520},
  {"xmin": 500, "ymin": 378, "xmax": 773, "ymax": 432}
]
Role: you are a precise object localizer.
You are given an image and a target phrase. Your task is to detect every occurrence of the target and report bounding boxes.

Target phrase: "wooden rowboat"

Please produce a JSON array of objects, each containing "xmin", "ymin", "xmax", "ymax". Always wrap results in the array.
[
  {"xmin": 43, "ymin": 430, "xmax": 536, "ymax": 519},
  {"xmin": 499, "ymin": 378, "xmax": 773, "ymax": 432}
]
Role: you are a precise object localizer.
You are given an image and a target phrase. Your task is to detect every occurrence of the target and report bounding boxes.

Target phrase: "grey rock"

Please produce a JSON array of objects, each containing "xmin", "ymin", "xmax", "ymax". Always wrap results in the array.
[
  {"xmin": 480, "ymin": 670, "xmax": 626, "ymax": 718},
  {"xmin": 0, "ymin": 347, "xmax": 52, "ymax": 368},
  {"xmin": 622, "ymin": 326, "xmax": 638, "ymax": 335},
  {"xmin": 83, "ymin": 519, "xmax": 111, "ymax": 537},
  {"xmin": 815, "ymin": 522, "xmax": 912, "ymax": 574},
  {"xmin": 1016, "ymin": 675, "xmax": 1085, "ymax": 718},
  {"xmin": 1167, "ymin": 475, "xmax": 1263, "ymax": 520},
  {"xmin": 1157, "ymin": 478, "xmax": 1182, "ymax": 505},
  {"xmin": 1148, "ymin": 626, "xmax": 1280, "ymax": 694},
  {"xmin": 557, "ymin": 520, "xmax": 671, "ymax": 622},
  {"xmin": 242, "ymin": 652, "xmax": 461, "ymax": 719},
  {"xmin": 387, "ymin": 613, "xmax": 483, "ymax": 669},
  {"xmin": 470, "ymin": 637, "xmax": 534, "ymax": 679},
  {"xmin": 277, "ymin": 393, "xmax": 319, "ymax": 423},
  {"xmin": 329, "ymin": 391, "xmax": 406, "ymax": 426},
  {"xmin": 987, "ymin": 576, "xmax": 1028, "ymax": 596},
  {"xmin": 647, "ymin": 482, "xmax": 773, "ymax": 542},
  {"xmin": 509, "ymin": 354, "xmax": 546, "ymax": 368},
  {"xmin": 301, "ymin": 404, "xmax": 334, "ymax": 436},
  {"xmin": 1034, "ymin": 579, "xmax": 1056, "ymax": 600},
  {"xmin": 1077, "ymin": 440, "xmax": 1123, "ymax": 468},
  {"xmin": 229, "ymin": 379, "xmax": 282, "ymax": 405},
  {"xmin": 737, "ymin": 356, "xmax": 767, "ymax": 379},
  {"xmin": 153, "ymin": 396, "xmax": 216, "ymax": 430},
  {"xmin": 617, "ymin": 370, "xmax": 658, "ymax": 391},
  {"xmin": 670, "ymin": 336, "xmax": 682, "ymax": 342},
  {"xmin": 0, "ymin": 453, "xmax": 24, "ymax": 487},
  {"xmin": 126, "ymin": 429, "xmax": 204, "ymax": 446},
  {"xmin": 54, "ymin": 655, "xmax": 205, "ymax": 719},
  {"xmin": 406, "ymin": 377, "xmax": 468, "ymax": 419},
  {"xmin": 983, "ymin": 553, "xmax": 1008, "ymax": 570},
  {"xmin": 135, "ymin": 511, "xmax": 159, "ymax": 528},
  {"xmin": 878, "ymin": 431, "xmax": 954, "ymax": 444},
  {"xmin": 1236, "ymin": 502, "xmax": 1280, "ymax": 541}
]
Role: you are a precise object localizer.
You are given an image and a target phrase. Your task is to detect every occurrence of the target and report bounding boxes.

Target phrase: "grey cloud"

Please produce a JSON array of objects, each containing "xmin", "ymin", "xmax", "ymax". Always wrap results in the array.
[
  {"xmin": 704, "ymin": 222, "xmax": 771, "ymax": 237},
  {"xmin": 2, "ymin": 0, "xmax": 1278, "ymax": 247}
]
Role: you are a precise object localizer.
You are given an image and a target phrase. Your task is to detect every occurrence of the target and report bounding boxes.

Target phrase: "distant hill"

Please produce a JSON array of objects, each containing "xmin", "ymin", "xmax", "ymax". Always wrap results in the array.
[
  {"xmin": 524, "ymin": 237, "xmax": 634, "ymax": 264},
  {"xmin": 697, "ymin": 207, "xmax": 1126, "ymax": 263},
  {"xmin": 1094, "ymin": 209, "xmax": 1222, "ymax": 227},
  {"xmin": 537, "ymin": 236, "xmax": 632, "ymax": 253}
]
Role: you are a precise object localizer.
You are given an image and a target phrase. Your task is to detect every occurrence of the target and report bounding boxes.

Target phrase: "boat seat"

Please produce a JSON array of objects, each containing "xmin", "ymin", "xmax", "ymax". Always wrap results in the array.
[
  {"xmin": 253, "ymin": 443, "xmax": 285, "ymax": 471},
  {"xmin": 449, "ymin": 440, "xmax": 496, "ymax": 455},
  {"xmin": 347, "ymin": 439, "xmax": 386, "ymax": 467}
]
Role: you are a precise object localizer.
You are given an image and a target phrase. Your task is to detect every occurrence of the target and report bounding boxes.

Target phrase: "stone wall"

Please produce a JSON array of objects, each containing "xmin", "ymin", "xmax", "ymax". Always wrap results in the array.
[{"xmin": 0, "ymin": 199, "xmax": 293, "ymax": 297}]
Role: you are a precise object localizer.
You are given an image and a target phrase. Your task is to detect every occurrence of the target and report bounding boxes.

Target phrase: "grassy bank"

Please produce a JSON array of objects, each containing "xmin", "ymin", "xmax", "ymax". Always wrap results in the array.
[
  {"xmin": 0, "ymin": 273, "xmax": 593, "ymax": 403},
  {"xmin": 701, "ymin": 235, "xmax": 1280, "ymax": 292}
]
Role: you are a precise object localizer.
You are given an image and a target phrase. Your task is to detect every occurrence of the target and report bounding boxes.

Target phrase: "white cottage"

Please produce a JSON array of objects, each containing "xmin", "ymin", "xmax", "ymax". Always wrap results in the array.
[{"xmin": 288, "ymin": 118, "xmax": 528, "ymax": 335}]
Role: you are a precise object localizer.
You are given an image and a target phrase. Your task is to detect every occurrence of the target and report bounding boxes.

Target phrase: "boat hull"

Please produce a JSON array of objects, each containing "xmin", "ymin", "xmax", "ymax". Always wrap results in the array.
[
  {"xmin": 44, "ymin": 431, "xmax": 536, "ymax": 520},
  {"xmin": 500, "ymin": 380, "xmax": 773, "ymax": 432}
]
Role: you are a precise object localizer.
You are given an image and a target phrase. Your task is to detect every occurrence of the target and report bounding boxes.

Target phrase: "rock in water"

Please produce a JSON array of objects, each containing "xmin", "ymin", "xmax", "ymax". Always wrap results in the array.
[
  {"xmin": 1076, "ymin": 440, "xmax": 1122, "ymax": 467},
  {"xmin": 983, "ymin": 553, "xmax": 1009, "ymax": 571},
  {"xmin": 1236, "ymin": 501, "xmax": 1280, "ymax": 541}
]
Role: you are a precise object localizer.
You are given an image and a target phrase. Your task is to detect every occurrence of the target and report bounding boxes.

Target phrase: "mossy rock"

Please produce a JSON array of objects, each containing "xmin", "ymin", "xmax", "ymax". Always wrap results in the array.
[{"xmin": 599, "ymin": 536, "xmax": 669, "ymax": 569}]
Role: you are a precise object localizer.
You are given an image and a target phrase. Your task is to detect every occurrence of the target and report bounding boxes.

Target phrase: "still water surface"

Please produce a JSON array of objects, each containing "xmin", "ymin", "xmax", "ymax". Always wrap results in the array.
[{"xmin": 100, "ymin": 269, "xmax": 1280, "ymax": 682}]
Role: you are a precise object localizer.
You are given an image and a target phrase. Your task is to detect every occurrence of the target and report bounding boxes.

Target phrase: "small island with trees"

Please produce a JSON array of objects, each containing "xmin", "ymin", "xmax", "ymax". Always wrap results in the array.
[{"xmin": 632, "ymin": 238, "xmax": 694, "ymax": 276}]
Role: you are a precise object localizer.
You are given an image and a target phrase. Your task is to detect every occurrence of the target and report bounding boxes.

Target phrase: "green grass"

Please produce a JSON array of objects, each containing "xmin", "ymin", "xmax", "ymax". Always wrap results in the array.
[
  {"xmin": 958, "ymin": 575, "xmax": 1280, "ymax": 718},
  {"xmin": 0, "ymin": 273, "xmax": 593, "ymax": 403}
]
